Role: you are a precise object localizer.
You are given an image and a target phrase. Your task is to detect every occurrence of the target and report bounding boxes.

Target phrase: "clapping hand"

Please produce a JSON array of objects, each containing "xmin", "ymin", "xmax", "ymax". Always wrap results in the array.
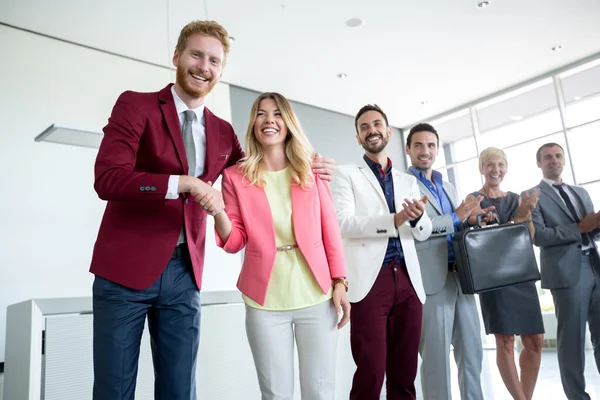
[{"xmin": 515, "ymin": 189, "xmax": 540, "ymax": 222}]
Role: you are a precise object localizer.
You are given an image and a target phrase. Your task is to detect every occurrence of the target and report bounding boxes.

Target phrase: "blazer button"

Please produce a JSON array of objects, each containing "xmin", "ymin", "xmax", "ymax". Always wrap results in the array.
[
  {"xmin": 185, "ymin": 199, "xmax": 189, "ymax": 204},
  {"xmin": 419, "ymin": 226, "xmax": 423, "ymax": 231},
  {"xmin": 140, "ymin": 186, "xmax": 145, "ymax": 191},
  {"xmin": 145, "ymin": 186, "xmax": 151, "ymax": 191},
  {"xmin": 151, "ymin": 186, "xmax": 157, "ymax": 191}
]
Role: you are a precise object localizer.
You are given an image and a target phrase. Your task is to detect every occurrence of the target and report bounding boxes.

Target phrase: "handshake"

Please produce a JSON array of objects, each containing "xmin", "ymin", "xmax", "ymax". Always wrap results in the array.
[{"xmin": 179, "ymin": 176, "xmax": 224, "ymax": 216}]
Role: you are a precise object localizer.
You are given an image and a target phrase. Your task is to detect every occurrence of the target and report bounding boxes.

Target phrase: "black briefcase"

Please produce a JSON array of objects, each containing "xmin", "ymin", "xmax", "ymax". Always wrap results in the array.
[{"xmin": 451, "ymin": 219, "xmax": 541, "ymax": 294}]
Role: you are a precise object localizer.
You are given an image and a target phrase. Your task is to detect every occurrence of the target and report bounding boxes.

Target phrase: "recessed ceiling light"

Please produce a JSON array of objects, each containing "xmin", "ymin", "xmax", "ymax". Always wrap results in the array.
[
  {"xmin": 346, "ymin": 18, "xmax": 364, "ymax": 28},
  {"xmin": 420, "ymin": 100, "xmax": 429, "ymax": 105},
  {"xmin": 509, "ymin": 115, "xmax": 523, "ymax": 121},
  {"xmin": 573, "ymin": 96, "xmax": 582, "ymax": 101},
  {"xmin": 552, "ymin": 45, "xmax": 564, "ymax": 52},
  {"xmin": 477, "ymin": 1, "xmax": 491, "ymax": 8},
  {"xmin": 229, "ymin": 36, "xmax": 235, "ymax": 42},
  {"xmin": 337, "ymin": 73, "xmax": 348, "ymax": 79}
]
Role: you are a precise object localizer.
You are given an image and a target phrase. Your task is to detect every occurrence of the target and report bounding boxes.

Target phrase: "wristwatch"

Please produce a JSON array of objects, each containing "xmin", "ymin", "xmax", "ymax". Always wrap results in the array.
[{"xmin": 332, "ymin": 278, "xmax": 349, "ymax": 292}]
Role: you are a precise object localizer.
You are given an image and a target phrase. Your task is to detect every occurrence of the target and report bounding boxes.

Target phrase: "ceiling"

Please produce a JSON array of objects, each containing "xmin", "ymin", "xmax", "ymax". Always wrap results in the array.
[{"xmin": 2, "ymin": 0, "xmax": 600, "ymax": 128}]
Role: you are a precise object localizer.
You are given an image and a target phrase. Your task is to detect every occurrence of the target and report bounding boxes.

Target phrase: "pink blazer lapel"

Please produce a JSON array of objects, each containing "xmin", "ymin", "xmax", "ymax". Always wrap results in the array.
[{"xmin": 291, "ymin": 183, "xmax": 314, "ymax": 242}]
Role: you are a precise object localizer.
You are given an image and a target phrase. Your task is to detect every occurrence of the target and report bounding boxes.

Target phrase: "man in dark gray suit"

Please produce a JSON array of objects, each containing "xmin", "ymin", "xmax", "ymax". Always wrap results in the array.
[
  {"xmin": 531, "ymin": 142, "xmax": 600, "ymax": 400},
  {"xmin": 406, "ymin": 123, "xmax": 489, "ymax": 400}
]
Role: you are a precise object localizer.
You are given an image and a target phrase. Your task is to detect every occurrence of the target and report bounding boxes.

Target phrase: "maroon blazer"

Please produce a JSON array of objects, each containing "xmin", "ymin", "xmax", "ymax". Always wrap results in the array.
[{"xmin": 90, "ymin": 84, "xmax": 244, "ymax": 290}]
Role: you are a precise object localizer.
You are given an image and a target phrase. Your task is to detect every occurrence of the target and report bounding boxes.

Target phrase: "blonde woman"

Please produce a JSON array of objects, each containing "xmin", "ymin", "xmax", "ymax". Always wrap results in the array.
[
  {"xmin": 200, "ymin": 92, "xmax": 350, "ymax": 399},
  {"xmin": 470, "ymin": 147, "xmax": 544, "ymax": 400}
]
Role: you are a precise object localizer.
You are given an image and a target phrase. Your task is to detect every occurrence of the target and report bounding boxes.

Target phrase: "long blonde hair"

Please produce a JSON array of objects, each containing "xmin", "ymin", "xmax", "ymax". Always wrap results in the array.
[{"xmin": 239, "ymin": 92, "xmax": 314, "ymax": 189}]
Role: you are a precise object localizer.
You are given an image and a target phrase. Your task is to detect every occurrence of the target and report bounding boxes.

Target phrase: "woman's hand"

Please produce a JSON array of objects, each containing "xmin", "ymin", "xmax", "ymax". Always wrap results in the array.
[
  {"xmin": 332, "ymin": 283, "xmax": 351, "ymax": 329},
  {"xmin": 467, "ymin": 204, "xmax": 496, "ymax": 226},
  {"xmin": 515, "ymin": 189, "xmax": 540, "ymax": 222}
]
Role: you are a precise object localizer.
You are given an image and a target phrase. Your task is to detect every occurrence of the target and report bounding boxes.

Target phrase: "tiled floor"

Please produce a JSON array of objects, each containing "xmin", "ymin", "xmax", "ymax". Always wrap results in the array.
[{"xmin": 414, "ymin": 349, "xmax": 600, "ymax": 399}]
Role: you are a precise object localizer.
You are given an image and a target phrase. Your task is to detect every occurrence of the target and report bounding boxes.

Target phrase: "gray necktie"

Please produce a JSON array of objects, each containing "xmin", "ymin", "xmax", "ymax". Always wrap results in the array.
[{"xmin": 182, "ymin": 110, "xmax": 196, "ymax": 176}]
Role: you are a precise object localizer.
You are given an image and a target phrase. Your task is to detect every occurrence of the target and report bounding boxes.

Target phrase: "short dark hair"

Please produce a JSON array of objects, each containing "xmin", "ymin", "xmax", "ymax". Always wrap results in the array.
[
  {"xmin": 536, "ymin": 142, "xmax": 564, "ymax": 163},
  {"xmin": 354, "ymin": 104, "xmax": 389, "ymax": 133},
  {"xmin": 406, "ymin": 123, "xmax": 439, "ymax": 147}
]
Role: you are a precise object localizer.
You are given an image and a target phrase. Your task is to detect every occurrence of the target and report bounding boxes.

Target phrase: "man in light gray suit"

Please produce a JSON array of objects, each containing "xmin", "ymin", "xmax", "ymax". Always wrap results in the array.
[
  {"xmin": 530, "ymin": 142, "xmax": 600, "ymax": 400},
  {"xmin": 406, "ymin": 123, "xmax": 489, "ymax": 400}
]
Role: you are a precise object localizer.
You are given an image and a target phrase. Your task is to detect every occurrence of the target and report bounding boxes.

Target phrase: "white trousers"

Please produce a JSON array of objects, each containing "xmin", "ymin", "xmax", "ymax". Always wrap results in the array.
[{"xmin": 245, "ymin": 300, "xmax": 339, "ymax": 400}]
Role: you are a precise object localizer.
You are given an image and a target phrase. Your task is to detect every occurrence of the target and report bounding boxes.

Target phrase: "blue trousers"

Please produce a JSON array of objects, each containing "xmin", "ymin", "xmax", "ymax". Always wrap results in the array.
[{"xmin": 92, "ymin": 252, "xmax": 201, "ymax": 400}]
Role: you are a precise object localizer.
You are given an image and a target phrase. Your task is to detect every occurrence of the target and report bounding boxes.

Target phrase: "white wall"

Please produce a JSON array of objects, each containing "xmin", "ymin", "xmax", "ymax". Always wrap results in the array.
[{"xmin": 0, "ymin": 25, "xmax": 241, "ymax": 362}]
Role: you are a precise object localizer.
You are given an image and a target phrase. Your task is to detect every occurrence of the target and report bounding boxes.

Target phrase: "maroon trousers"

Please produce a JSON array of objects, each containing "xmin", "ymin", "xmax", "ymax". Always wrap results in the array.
[{"xmin": 349, "ymin": 260, "xmax": 423, "ymax": 400}]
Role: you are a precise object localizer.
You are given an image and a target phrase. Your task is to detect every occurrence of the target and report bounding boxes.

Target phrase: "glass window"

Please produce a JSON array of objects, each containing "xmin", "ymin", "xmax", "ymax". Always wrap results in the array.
[
  {"xmin": 563, "ymin": 94, "xmax": 600, "ymax": 129},
  {"xmin": 502, "ymin": 133, "xmax": 574, "ymax": 194},
  {"xmin": 476, "ymin": 79, "xmax": 560, "ymax": 132},
  {"xmin": 477, "ymin": 109, "xmax": 562, "ymax": 150},
  {"xmin": 429, "ymin": 109, "xmax": 476, "ymax": 166},
  {"xmin": 452, "ymin": 158, "xmax": 483, "ymax": 199},
  {"xmin": 475, "ymin": 79, "xmax": 562, "ymax": 150},
  {"xmin": 581, "ymin": 181, "xmax": 600, "ymax": 211},
  {"xmin": 443, "ymin": 158, "xmax": 482, "ymax": 200},
  {"xmin": 560, "ymin": 60, "xmax": 600, "ymax": 128},
  {"xmin": 566, "ymin": 120, "xmax": 600, "ymax": 184},
  {"xmin": 451, "ymin": 137, "xmax": 478, "ymax": 163}
]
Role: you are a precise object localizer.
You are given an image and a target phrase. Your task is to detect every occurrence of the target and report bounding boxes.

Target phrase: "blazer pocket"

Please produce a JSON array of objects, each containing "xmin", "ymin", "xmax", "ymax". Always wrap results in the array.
[
  {"xmin": 244, "ymin": 248, "xmax": 261, "ymax": 257},
  {"xmin": 313, "ymin": 240, "xmax": 324, "ymax": 249}
]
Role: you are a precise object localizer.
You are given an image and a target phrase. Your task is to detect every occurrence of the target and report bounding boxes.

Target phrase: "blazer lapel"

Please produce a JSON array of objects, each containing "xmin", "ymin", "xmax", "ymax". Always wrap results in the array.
[
  {"xmin": 416, "ymin": 176, "xmax": 443, "ymax": 215},
  {"xmin": 442, "ymin": 181, "xmax": 459, "ymax": 210},
  {"xmin": 539, "ymin": 180, "xmax": 575, "ymax": 222},
  {"xmin": 159, "ymin": 85, "xmax": 187, "ymax": 173},
  {"xmin": 201, "ymin": 107, "xmax": 219, "ymax": 180},
  {"xmin": 571, "ymin": 185, "xmax": 592, "ymax": 215},
  {"xmin": 358, "ymin": 159, "xmax": 387, "ymax": 206}
]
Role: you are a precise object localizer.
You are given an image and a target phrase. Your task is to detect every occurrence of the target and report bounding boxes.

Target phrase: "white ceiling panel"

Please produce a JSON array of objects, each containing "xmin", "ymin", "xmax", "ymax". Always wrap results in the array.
[{"xmin": 1, "ymin": 0, "xmax": 599, "ymax": 127}]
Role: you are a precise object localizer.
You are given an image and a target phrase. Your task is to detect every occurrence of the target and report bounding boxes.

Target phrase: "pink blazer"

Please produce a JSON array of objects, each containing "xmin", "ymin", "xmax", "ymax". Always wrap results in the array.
[{"xmin": 215, "ymin": 165, "xmax": 346, "ymax": 306}]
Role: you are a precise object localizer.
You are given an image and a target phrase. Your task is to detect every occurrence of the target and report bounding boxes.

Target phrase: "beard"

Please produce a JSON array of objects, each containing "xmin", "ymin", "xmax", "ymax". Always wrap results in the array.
[
  {"xmin": 176, "ymin": 67, "xmax": 218, "ymax": 99},
  {"xmin": 360, "ymin": 132, "xmax": 389, "ymax": 154}
]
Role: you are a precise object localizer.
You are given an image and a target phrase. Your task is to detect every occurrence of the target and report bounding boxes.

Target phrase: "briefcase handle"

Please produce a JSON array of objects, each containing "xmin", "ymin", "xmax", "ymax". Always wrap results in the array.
[{"xmin": 474, "ymin": 213, "xmax": 501, "ymax": 229}]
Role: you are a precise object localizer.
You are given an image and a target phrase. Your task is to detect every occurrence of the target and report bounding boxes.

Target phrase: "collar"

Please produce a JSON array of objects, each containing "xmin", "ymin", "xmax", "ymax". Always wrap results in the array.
[
  {"xmin": 363, "ymin": 154, "xmax": 392, "ymax": 174},
  {"xmin": 409, "ymin": 166, "xmax": 443, "ymax": 182},
  {"xmin": 542, "ymin": 177, "xmax": 562, "ymax": 187},
  {"xmin": 170, "ymin": 86, "xmax": 205, "ymax": 122}
]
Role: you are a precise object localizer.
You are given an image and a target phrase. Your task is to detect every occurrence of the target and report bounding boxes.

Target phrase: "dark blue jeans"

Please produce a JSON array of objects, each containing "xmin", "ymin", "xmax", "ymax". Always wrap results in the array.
[{"xmin": 92, "ymin": 253, "xmax": 201, "ymax": 400}]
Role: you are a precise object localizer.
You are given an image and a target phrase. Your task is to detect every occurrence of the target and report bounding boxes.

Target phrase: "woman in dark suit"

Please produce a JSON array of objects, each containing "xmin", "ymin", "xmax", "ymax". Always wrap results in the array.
[{"xmin": 470, "ymin": 147, "xmax": 545, "ymax": 400}]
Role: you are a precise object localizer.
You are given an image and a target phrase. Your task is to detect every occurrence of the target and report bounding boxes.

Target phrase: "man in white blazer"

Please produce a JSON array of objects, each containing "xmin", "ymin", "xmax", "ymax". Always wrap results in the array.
[{"xmin": 331, "ymin": 104, "xmax": 432, "ymax": 400}]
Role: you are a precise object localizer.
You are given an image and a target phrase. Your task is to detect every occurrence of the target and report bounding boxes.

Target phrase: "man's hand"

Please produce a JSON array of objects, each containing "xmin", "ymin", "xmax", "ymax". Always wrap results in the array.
[
  {"xmin": 394, "ymin": 195, "xmax": 428, "ymax": 227},
  {"xmin": 312, "ymin": 152, "xmax": 335, "ymax": 182},
  {"xmin": 578, "ymin": 211, "xmax": 600, "ymax": 233},
  {"xmin": 455, "ymin": 194, "xmax": 484, "ymax": 222},
  {"xmin": 191, "ymin": 180, "xmax": 224, "ymax": 216},
  {"xmin": 332, "ymin": 283, "xmax": 351, "ymax": 329}
]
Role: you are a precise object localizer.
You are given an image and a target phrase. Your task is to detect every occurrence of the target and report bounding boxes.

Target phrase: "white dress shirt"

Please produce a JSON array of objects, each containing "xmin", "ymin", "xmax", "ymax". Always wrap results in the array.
[{"xmin": 165, "ymin": 86, "xmax": 206, "ymax": 200}]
